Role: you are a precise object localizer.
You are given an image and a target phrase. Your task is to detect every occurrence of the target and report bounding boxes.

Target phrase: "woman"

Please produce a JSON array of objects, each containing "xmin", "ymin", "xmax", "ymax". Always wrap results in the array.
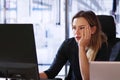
[{"xmin": 40, "ymin": 10, "xmax": 110, "ymax": 80}]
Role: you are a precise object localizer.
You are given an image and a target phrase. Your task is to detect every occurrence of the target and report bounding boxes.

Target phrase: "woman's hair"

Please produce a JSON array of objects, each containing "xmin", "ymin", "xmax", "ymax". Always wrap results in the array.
[{"xmin": 72, "ymin": 10, "xmax": 107, "ymax": 61}]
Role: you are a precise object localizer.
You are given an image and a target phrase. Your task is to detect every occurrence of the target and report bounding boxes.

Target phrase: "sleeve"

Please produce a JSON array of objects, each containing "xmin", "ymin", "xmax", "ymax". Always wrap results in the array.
[
  {"xmin": 95, "ymin": 43, "xmax": 110, "ymax": 61},
  {"xmin": 44, "ymin": 39, "xmax": 69, "ymax": 79}
]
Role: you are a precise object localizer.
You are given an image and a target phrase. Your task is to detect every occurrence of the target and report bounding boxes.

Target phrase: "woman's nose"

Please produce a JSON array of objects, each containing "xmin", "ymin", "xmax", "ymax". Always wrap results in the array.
[{"xmin": 75, "ymin": 28, "xmax": 80, "ymax": 34}]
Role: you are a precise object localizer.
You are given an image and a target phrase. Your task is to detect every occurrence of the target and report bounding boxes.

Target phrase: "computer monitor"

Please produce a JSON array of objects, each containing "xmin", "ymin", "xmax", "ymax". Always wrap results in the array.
[{"xmin": 0, "ymin": 24, "xmax": 40, "ymax": 80}]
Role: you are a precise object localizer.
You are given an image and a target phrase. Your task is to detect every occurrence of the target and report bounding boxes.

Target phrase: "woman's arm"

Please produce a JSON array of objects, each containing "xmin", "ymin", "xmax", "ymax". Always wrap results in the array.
[
  {"xmin": 39, "ymin": 39, "xmax": 70, "ymax": 79},
  {"xmin": 78, "ymin": 25, "xmax": 91, "ymax": 80},
  {"xmin": 79, "ymin": 46, "xmax": 89, "ymax": 80}
]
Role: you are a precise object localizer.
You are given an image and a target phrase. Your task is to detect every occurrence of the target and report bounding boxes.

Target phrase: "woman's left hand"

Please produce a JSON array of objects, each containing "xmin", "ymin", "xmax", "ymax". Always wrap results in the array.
[{"xmin": 78, "ymin": 25, "xmax": 92, "ymax": 48}]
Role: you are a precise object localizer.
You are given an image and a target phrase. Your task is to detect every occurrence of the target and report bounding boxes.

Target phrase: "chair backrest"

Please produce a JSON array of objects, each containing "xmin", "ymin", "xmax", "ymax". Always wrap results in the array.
[
  {"xmin": 97, "ymin": 15, "xmax": 116, "ymax": 43},
  {"xmin": 97, "ymin": 15, "xmax": 120, "ymax": 61}
]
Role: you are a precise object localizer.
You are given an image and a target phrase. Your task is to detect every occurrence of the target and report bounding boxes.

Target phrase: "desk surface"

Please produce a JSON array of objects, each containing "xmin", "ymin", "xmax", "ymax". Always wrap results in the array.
[{"xmin": 40, "ymin": 78, "xmax": 62, "ymax": 80}]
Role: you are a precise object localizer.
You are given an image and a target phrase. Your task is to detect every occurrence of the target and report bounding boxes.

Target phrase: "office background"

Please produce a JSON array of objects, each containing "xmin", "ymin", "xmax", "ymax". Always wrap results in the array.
[{"xmin": 0, "ymin": 0, "xmax": 120, "ymax": 79}]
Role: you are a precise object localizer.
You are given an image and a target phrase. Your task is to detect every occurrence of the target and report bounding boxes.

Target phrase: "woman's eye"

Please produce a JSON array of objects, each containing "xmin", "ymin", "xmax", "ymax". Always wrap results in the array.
[
  {"xmin": 72, "ymin": 27, "xmax": 76, "ymax": 30},
  {"xmin": 80, "ymin": 26, "xmax": 85, "ymax": 29}
]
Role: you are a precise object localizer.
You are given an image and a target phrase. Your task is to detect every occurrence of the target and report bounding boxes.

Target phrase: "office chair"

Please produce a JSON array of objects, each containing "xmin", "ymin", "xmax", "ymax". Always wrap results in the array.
[{"xmin": 97, "ymin": 15, "xmax": 120, "ymax": 61}]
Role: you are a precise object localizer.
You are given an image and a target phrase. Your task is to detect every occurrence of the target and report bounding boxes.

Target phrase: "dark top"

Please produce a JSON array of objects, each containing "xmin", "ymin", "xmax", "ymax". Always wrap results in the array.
[{"xmin": 44, "ymin": 38, "xmax": 110, "ymax": 80}]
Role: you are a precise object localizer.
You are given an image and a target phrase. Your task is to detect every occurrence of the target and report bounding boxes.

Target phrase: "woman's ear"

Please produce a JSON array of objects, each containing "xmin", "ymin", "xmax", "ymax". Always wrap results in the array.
[{"xmin": 91, "ymin": 26, "xmax": 96, "ymax": 34}]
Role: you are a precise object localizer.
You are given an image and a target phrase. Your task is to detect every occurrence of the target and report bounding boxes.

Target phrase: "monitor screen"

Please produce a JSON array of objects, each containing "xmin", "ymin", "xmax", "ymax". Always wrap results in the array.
[{"xmin": 0, "ymin": 24, "xmax": 40, "ymax": 80}]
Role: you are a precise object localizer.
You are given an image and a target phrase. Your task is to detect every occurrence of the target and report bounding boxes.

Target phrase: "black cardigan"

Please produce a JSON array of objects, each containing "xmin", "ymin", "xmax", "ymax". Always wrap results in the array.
[{"xmin": 44, "ymin": 37, "xmax": 110, "ymax": 80}]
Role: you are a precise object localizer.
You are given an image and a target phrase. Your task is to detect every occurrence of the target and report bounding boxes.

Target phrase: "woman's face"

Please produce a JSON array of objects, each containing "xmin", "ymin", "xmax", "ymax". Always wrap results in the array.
[{"xmin": 72, "ymin": 17, "xmax": 96, "ymax": 43}]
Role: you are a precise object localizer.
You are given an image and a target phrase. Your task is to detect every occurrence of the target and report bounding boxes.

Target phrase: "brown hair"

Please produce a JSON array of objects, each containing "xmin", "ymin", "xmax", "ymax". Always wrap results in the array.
[{"xmin": 72, "ymin": 10, "xmax": 107, "ymax": 61}]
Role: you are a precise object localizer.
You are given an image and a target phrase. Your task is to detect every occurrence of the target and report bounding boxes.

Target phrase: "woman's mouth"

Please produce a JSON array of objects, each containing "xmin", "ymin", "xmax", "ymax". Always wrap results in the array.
[{"xmin": 75, "ymin": 36, "xmax": 81, "ymax": 40}]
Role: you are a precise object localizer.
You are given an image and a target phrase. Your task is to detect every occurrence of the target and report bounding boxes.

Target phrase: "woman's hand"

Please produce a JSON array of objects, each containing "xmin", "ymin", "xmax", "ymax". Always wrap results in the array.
[
  {"xmin": 78, "ymin": 25, "xmax": 91, "ymax": 48},
  {"xmin": 39, "ymin": 72, "xmax": 48, "ymax": 79}
]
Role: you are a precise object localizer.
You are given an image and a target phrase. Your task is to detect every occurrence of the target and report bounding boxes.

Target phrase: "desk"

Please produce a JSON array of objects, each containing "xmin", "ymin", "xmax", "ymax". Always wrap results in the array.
[{"xmin": 40, "ymin": 78, "xmax": 62, "ymax": 80}]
